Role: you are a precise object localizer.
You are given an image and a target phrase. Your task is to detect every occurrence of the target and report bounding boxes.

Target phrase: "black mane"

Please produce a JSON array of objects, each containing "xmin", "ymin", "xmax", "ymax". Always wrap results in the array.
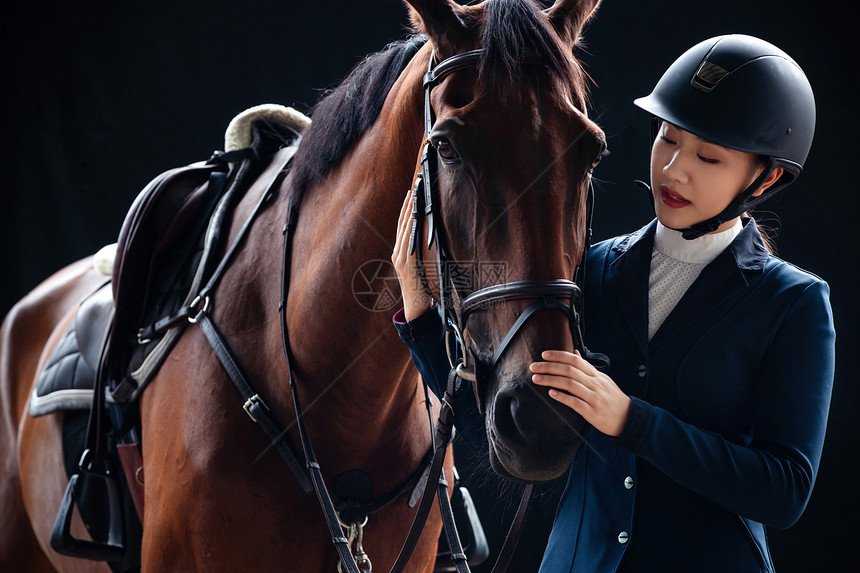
[
  {"xmin": 289, "ymin": 35, "xmax": 427, "ymax": 198},
  {"xmin": 480, "ymin": 0, "xmax": 586, "ymax": 106},
  {"xmin": 289, "ymin": 0, "xmax": 586, "ymax": 197}
]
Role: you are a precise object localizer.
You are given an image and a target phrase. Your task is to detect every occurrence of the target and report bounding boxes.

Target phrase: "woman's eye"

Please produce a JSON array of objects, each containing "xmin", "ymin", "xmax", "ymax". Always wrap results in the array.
[
  {"xmin": 434, "ymin": 139, "xmax": 460, "ymax": 161},
  {"xmin": 658, "ymin": 135, "xmax": 676, "ymax": 145},
  {"xmin": 697, "ymin": 154, "xmax": 719, "ymax": 164}
]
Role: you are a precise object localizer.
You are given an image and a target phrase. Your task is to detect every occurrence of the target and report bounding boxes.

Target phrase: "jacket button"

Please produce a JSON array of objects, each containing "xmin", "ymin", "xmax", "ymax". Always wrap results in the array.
[
  {"xmin": 618, "ymin": 531, "xmax": 629, "ymax": 544},
  {"xmin": 624, "ymin": 476, "xmax": 634, "ymax": 490},
  {"xmin": 637, "ymin": 365, "xmax": 647, "ymax": 378}
]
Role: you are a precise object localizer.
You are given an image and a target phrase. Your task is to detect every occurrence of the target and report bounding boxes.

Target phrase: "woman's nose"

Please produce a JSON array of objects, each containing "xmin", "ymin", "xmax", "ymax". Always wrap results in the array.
[{"xmin": 662, "ymin": 151, "xmax": 690, "ymax": 184}]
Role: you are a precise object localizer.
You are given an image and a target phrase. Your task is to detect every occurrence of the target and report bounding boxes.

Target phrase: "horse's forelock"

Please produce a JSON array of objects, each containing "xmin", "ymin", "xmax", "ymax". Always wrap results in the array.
[{"xmin": 479, "ymin": 0, "xmax": 587, "ymax": 107}]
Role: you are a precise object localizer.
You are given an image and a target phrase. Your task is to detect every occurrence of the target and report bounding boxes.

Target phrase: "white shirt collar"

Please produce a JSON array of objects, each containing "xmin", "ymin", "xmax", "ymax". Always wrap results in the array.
[{"xmin": 654, "ymin": 219, "xmax": 742, "ymax": 264}]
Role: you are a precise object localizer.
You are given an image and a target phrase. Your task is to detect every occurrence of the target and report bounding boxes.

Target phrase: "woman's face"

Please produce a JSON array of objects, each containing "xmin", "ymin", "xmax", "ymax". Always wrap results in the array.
[{"xmin": 649, "ymin": 122, "xmax": 763, "ymax": 234}]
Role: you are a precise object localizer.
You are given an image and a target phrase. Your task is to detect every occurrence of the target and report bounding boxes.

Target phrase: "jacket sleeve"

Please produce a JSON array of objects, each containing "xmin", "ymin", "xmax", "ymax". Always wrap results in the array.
[
  {"xmin": 616, "ymin": 279, "xmax": 836, "ymax": 529},
  {"xmin": 392, "ymin": 307, "xmax": 449, "ymax": 400},
  {"xmin": 392, "ymin": 308, "xmax": 489, "ymax": 457}
]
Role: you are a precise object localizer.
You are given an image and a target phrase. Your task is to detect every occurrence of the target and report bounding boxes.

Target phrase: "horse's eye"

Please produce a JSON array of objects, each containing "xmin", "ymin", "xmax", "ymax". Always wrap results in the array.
[
  {"xmin": 590, "ymin": 148, "xmax": 610, "ymax": 173},
  {"xmin": 434, "ymin": 138, "xmax": 460, "ymax": 162}
]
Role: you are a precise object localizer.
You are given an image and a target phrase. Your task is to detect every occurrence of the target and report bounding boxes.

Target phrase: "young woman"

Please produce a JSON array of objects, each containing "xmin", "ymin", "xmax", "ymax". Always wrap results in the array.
[{"xmin": 392, "ymin": 34, "xmax": 835, "ymax": 572}]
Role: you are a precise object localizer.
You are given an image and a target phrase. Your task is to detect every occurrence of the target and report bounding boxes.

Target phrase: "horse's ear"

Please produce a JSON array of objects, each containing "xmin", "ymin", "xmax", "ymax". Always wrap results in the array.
[
  {"xmin": 403, "ymin": 0, "xmax": 471, "ymax": 59},
  {"xmin": 545, "ymin": 0, "xmax": 602, "ymax": 47}
]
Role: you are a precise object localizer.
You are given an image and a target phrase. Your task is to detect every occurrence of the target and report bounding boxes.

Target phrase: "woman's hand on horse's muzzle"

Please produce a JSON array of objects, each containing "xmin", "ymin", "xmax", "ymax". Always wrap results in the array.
[{"xmin": 530, "ymin": 349, "xmax": 631, "ymax": 438}]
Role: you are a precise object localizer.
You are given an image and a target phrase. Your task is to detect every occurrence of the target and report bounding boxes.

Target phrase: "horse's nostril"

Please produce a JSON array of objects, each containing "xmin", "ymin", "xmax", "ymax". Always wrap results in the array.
[
  {"xmin": 493, "ymin": 391, "xmax": 517, "ymax": 436},
  {"xmin": 488, "ymin": 379, "xmax": 588, "ymax": 482},
  {"xmin": 495, "ymin": 386, "xmax": 538, "ymax": 443}
]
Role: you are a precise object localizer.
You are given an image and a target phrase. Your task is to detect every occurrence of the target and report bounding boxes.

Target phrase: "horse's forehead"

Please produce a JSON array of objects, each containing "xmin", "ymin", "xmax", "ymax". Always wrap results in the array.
[{"xmin": 459, "ymin": 86, "xmax": 597, "ymax": 148}]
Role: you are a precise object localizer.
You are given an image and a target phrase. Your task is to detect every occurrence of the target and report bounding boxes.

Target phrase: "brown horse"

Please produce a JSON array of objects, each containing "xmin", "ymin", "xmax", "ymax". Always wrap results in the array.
[{"xmin": 0, "ymin": 0, "xmax": 605, "ymax": 571}]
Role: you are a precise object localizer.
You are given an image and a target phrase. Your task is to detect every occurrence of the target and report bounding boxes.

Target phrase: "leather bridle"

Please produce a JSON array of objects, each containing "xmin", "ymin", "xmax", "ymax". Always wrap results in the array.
[
  {"xmin": 410, "ymin": 49, "xmax": 607, "ymax": 395},
  {"xmin": 402, "ymin": 47, "xmax": 608, "ymax": 573}
]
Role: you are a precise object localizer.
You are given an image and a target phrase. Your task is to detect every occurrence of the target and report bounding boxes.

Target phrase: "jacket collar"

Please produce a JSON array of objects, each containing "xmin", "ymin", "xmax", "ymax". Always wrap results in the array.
[
  {"xmin": 729, "ymin": 217, "xmax": 770, "ymax": 272},
  {"xmin": 608, "ymin": 218, "xmax": 769, "ymax": 352},
  {"xmin": 612, "ymin": 217, "xmax": 768, "ymax": 271}
]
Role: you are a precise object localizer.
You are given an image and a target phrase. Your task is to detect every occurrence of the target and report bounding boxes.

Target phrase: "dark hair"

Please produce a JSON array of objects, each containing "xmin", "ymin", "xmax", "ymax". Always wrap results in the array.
[{"xmin": 747, "ymin": 154, "xmax": 777, "ymax": 254}]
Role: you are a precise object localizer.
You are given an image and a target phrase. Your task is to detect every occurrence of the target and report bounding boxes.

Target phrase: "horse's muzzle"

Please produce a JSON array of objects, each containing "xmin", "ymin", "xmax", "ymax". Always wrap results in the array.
[{"xmin": 486, "ymin": 376, "xmax": 587, "ymax": 483}]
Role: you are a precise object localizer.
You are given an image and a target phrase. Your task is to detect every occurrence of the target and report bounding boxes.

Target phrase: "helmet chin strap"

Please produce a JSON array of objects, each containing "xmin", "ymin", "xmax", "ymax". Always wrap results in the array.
[{"xmin": 637, "ymin": 157, "xmax": 795, "ymax": 240}]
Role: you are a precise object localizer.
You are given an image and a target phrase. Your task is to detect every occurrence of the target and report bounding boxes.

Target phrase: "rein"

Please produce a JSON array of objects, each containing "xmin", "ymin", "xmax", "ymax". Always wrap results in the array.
[
  {"xmin": 165, "ymin": 150, "xmax": 435, "ymax": 572},
  {"xmin": 275, "ymin": 48, "xmax": 553, "ymax": 573}
]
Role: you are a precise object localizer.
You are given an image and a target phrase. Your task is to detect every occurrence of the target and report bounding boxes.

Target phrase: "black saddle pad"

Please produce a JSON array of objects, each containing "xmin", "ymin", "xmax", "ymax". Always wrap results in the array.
[
  {"xmin": 31, "ymin": 322, "xmax": 98, "ymax": 415},
  {"xmin": 31, "ymin": 281, "xmax": 113, "ymax": 417}
]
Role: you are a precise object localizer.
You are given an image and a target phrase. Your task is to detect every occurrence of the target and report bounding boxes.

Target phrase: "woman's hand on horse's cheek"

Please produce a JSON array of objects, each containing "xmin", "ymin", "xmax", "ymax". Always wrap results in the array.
[
  {"xmin": 562, "ymin": 390, "xmax": 630, "ymax": 438},
  {"xmin": 392, "ymin": 188, "xmax": 431, "ymax": 319}
]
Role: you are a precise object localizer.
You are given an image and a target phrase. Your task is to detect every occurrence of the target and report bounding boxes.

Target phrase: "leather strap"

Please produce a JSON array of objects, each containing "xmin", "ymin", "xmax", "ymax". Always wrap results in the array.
[
  {"xmin": 459, "ymin": 280, "xmax": 580, "ymax": 321},
  {"xmin": 194, "ymin": 310, "xmax": 311, "ymax": 493},
  {"xmin": 489, "ymin": 484, "xmax": 533, "ymax": 573},
  {"xmin": 489, "ymin": 296, "xmax": 569, "ymax": 373},
  {"xmin": 138, "ymin": 158, "xmax": 290, "ymax": 343},
  {"xmin": 389, "ymin": 367, "xmax": 462, "ymax": 573},
  {"xmin": 437, "ymin": 468, "xmax": 469, "ymax": 573},
  {"xmin": 333, "ymin": 453, "xmax": 433, "ymax": 522}
]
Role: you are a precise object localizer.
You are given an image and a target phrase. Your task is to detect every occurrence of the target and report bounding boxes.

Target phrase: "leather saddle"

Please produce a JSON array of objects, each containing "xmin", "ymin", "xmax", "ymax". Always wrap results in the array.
[
  {"xmin": 33, "ymin": 104, "xmax": 488, "ymax": 572},
  {"xmin": 33, "ymin": 110, "xmax": 304, "ymax": 415},
  {"xmin": 33, "ymin": 107, "xmax": 306, "ymax": 571}
]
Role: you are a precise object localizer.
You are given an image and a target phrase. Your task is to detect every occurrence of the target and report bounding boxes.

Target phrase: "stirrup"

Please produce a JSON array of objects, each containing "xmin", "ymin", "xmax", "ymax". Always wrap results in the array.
[{"xmin": 50, "ymin": 449, "xmax": 125, "ymax": 561}]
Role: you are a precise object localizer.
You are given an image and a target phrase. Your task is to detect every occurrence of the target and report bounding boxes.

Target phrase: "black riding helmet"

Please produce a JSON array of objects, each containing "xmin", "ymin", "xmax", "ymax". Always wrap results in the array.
[{"xmin": 634, "ymin": 34, "xmax": 816, "ymax": 239}]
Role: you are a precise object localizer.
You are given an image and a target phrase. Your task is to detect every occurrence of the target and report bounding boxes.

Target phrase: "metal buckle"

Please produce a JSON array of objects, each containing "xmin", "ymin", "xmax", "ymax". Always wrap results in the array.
[
  {"xmin": 455, "ymin": 363, "xmax": 476, "ymax": 382},
  {"xmin": 137, "ymin": 328, "xmax": 152, "ymax": 345},
  {"xmin": 186, "ymin": 295, "xmax": 210, "ymax": 324},
  {"xmin": 445, "ymin": 320, "xmax": 469, "ymax": 370},
  {"xmin": 243, "ymin": 394, "xmax": 269, "ymax": 423}
]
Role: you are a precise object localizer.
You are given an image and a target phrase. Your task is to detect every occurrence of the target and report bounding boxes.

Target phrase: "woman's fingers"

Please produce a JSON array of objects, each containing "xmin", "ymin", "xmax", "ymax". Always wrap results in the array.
[
  {"xmin": 393, "ymin": 187, "xmax": 413, "ymax": 264},
  {"xmin": 392, "ymin": 186, "xmax": 433, "ymax": 319},
  {"xmin": 541, "ymin": 349, "xmax": 597, "ymax": 374},
  {"xmin": 531, "ymin": 372, "xmax": 591, "ymax": 396},
  {"xmin": 531, "ymin": 349, "xmax": 631, "ymax": 437},
  {"xmin": 530, "ymin": 351, "xmax": 594, "ymax": 388}
]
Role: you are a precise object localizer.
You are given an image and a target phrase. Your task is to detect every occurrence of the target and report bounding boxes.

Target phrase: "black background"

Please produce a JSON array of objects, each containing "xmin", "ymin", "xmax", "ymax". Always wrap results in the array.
[{"xmin": 2, "ymin": 1, "xmax": 856, "ymax": 571}]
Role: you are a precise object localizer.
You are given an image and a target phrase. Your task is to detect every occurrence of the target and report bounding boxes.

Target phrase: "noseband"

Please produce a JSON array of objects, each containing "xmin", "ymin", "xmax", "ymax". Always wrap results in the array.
[{"xmin": 410, "ymin": 50, "xmax": 607, "ymax": 392}]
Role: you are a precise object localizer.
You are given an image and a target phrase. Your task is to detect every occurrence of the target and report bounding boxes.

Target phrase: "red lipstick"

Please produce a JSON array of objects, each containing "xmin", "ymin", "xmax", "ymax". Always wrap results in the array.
[{"xmin": 660, "ymin": 186, "xmax": 690, "ymax": 208}]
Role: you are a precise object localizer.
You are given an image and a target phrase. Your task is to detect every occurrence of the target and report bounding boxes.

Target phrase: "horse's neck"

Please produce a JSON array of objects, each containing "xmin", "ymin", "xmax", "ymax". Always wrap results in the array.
[{"xmin": 284, "ymin": 53, "xmax": 431, "ymax": 456}]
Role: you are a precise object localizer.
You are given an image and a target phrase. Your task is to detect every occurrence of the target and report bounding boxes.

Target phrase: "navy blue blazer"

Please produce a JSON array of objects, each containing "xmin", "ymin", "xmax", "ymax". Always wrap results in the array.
[{"xmin": 394, "ymin": 218, "xmax": 835, "ymax": 572}]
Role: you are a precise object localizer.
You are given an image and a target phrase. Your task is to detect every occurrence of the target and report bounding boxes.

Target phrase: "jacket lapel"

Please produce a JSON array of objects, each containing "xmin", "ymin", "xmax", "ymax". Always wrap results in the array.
[
  {"xmin": 649, "ymin": 219, "xmax": 769, "ymax": 348},
  {"xmin": 608, "ymin": 221, "xmax": 656, "ymax": 359}
]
